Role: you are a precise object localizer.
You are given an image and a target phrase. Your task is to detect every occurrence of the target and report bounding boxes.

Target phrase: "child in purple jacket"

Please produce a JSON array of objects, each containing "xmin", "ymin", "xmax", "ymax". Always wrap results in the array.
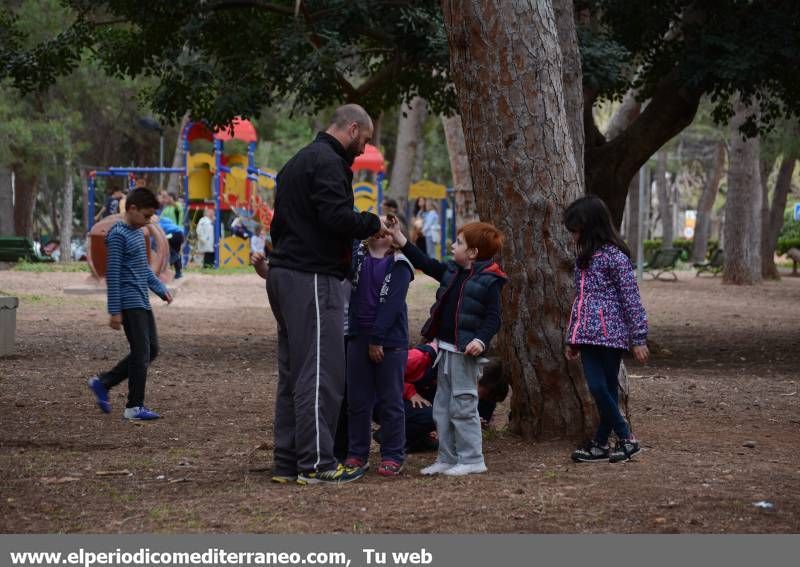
[
  {"xmin": 344, "ymin": 226, "xmax": 414, "ymax": 477},
  {"xmin": 563, "ymin": 195, "xmax": 649, "ymax": 463}
]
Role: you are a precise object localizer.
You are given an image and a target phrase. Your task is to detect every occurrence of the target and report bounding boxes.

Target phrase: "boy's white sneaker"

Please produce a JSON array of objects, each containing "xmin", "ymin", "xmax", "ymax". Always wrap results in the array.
[
  {"xmin": 442, "ymin": 462, "xmax": 487, "ymax": 476},
  {"xmin": 420, "ymin": 462, "xmax": 455, "ymax": 475}
]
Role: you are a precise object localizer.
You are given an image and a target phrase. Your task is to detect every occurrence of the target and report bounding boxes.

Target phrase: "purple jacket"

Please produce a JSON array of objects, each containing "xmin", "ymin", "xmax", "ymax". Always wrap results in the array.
[{"xmin": 566, "ymin": 244, "xmax": 648, "ymax": 350}]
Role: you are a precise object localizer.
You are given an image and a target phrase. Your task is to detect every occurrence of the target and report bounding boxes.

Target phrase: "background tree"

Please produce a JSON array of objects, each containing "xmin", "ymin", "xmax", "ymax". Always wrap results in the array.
[{"xmin": 723, "ymin": 98, "xmax": 762, "ymax": 285}]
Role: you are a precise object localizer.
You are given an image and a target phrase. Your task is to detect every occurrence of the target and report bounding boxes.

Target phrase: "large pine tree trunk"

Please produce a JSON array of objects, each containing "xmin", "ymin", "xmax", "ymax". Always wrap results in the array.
[
  {"xmin": 441, "ymin": 114, "xmax": 478, "ymax": 225},
  {"xmin": 553, "ymin": 0, "xmax": 584, "ymax": 188},
  {"xmin": 60, "ymin": 152, "xmax": 75, "ymax": 263},
  {"xmin": 655, "ymin": 150, "xmax": 674, "ymax": 248},
  {"xmin": 0, "ymin": 166, "xmax": 14, "ymax": 236},
  {"xmin": 13, "ymin": 167, "xmax": 37, "ymax": 239},
  {"xmin": 762, "ymin": 153, "xmax": 798, "ymax": 279},
  {"xmin": 691, "ymin": 142, "xmax": 725, "ymax": 262},
  {"xmin": 723, "ymin": 100, "xmax": 762, "ymax": 285},
  {"xmin": 388, "ymin": 97, "xmax": 427, "ymax": 198},
  {"xmin": 442, "ymin": 0, "xmax": 594, "ymax": 439}
]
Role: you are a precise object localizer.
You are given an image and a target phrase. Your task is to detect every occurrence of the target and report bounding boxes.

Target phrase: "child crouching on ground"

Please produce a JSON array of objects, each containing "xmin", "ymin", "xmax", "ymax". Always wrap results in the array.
[
  {"xmin": 344, "ymin": 224, "xmax": 414, "ymax": 477},
  {"xmin": 387, "ymin": 220, "xmax": 507, "ymax": 476}
]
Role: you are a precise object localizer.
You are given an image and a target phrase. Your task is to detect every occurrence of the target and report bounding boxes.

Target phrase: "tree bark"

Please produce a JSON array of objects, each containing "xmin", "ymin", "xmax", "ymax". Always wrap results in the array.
[
  {"xmin": 441, "ymin": 113, "xmax": 478, "ymax": 225},
  {"xmin": 0, "ymin": 166, "xmax": 14, "ymax": 236},
  {"xmin": 388, "ymin": 96, "xmax": 427, "ymax": 198},
  {"xmin": 60, "ymin": 152, "xmax": 75, "ymax": 263},
  {"xmin": 624, "ymin": 176, "xmax": 640, "ymax": 260},
  {"xmin": 606, "ymin": 89, "xmax": 641, "ymax": 142},
  {"xmin": 412, "ymin": 101, "xmax": 428, "ymax": 183},
  {"xmin": 80, "ymin": 168, "xmax": 89, "ymax": 233},
  {"xmin": 553, "ymin": 0, "xmax": 584, "ymax": 190},
  {"xmin": 723, "ymin": 99, "xmax": 762, "ymax": 285},
  {"xmin": 655, "ymin": 150, "xmax": 674, "ymax": 248},
  {"xmin": 442, "ymin": 0, "xmax": 594, "ymax": 439},
  {"xmin": 167, "ymin": 112, "xmax": 190, "ymax": 196},
  {"xmin": 13, "ymin": 167, "xmax": 37, "ymax": 239},
  {"xmin": 691, "ymin": 142, "xmax": 725, "ymax": 262},
  {"xmin": 762, "ymin": 152, "xmax": 798, "ymax": 278}
]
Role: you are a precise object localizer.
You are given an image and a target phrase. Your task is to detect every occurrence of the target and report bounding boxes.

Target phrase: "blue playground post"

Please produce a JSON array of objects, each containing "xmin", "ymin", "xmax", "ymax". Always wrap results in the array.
[
  {"xmin": 213, "ymin": 139, "xmax": 223, "ymax": 269},
  {"xmin": 440, "ymin": 198, "xmax": 448, "ymax": 261},
  {"xmin": 182, "ymin": 131, "xmax": 191, "ymax": 266}
]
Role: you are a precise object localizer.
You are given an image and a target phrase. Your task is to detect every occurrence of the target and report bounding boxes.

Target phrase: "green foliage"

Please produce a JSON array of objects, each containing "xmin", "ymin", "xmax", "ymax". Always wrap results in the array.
[
  {"xmin": 2, "ymin": 1, "xmax": 456, "ymax": 127},
  {"xmin": 581, "ymin": 0, "xmax": 800, "ymax": 136},
  {"xmin": 777, "ymin": 204, "xmax": 800, "ymax": 254}
]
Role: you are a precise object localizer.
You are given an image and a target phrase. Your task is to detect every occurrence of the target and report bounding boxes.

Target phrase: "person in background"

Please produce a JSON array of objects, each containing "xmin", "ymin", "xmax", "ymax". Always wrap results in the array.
[{"xmin": 196, "ymin": 208, "xmax": 215, "ymax": 268}]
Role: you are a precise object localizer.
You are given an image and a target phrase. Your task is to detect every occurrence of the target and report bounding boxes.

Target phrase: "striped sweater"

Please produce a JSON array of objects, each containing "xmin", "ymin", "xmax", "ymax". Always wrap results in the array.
[{"xmin": 106, "ymin": 222, "xmax": 168, "ymax": 315}]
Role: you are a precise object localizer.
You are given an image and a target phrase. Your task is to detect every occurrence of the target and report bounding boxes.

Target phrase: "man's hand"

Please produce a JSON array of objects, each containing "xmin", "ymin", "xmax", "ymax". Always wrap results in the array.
[
  {"xmin": 163, "ymin": 291, "xmax": 174, "ymax": 304},
  {"xmin": 632, "ymin": 345, "xmax": 649, "ymax": 364},
  {"xmin": 410, "ymin": 393, "xmax": 432, "ymax": 408},
  {"xmin": 565, "ymin": 344, "xmax": 580, "ymax": 361},
  {"xmin": 464, "ymin": 339, "xmax": 484, "ymax": 356},
  {"xmin": 109, "ymin": 314, "xmax": 122, "ymax": 330},
  {"xmin": 368, "ymin": 344, "xmax": 384, "ymax": 364},
  {"xmin": 250, "ymin": 252, "xmax": 270, "ymax": 279}
]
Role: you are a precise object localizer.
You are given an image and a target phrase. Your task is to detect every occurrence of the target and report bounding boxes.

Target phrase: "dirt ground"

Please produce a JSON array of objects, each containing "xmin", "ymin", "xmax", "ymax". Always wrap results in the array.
[{"xmin": 1, "ymin": 266, "xmax": 798, "ymax": 533}]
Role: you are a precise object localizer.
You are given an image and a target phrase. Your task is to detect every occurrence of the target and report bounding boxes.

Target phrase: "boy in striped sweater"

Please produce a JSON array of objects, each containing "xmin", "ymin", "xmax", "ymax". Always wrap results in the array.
[{"xmin": 88, "ymin": 189, "xmax": 173, "ymax": 421}]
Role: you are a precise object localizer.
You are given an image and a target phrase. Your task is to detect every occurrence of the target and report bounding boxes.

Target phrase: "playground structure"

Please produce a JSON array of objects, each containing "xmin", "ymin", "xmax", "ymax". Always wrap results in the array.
[
  {"xmin": 87, "ymin": 124, "xmax": 457, "ymax": 273},
  {"xmin": 87, "ymin": 118, "xmax": 276, "ymax": 273}
]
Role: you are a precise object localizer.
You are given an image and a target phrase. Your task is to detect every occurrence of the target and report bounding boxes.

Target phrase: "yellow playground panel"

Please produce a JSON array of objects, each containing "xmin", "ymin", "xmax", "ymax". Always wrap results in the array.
[
  {"xmin": 218, "ymin": 235, "xmax": 250, "ymax": 269},
  {"xmin": 224, "ymin": 154, "xmax": 249, "ymax": 203},
  {"xmin": 353, "ymin": 182, "xmax": 378, "ymax": 213},
  {"xmin": 187, "ymin": 153, "xmax": 214, "ymax": 200},
  {"xmin": 409, "ymin": 179, "xmax": 447, "ymax": 200}
]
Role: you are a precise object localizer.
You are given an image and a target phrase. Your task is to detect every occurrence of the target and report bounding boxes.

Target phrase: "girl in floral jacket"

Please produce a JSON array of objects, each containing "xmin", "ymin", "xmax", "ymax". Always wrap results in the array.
[{"xmin": 564, "ymin": 195, "xmax": 649, "ymax": 464}]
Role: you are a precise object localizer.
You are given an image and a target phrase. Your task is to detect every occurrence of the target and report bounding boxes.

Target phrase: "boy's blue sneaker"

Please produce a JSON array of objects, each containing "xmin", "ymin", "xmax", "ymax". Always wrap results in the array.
[
  {"xmin": 87, "ymin": 376, "xmax": 111, "ymax": 414},
  {"xmin": 123, "ymin": 406, "xmax": 161, "ymax": 421}
]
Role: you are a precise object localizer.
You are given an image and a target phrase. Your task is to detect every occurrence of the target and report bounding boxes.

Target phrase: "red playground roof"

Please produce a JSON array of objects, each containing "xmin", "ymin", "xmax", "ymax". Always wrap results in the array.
[
  {"xmin": 185, "ymin": 118, "xmax": 258, "ymax": 143},
  {"xmin": 352, "ymin": 144, "xmax": 384, "ymax": 173}
]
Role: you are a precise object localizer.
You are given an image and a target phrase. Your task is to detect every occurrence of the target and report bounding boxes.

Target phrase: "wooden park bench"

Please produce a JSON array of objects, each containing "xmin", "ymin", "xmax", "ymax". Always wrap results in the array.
[
  {"xmin": 643, "ymin": 247, "xmax": 680, "ymax": 281},
  {"xmin": 693, "ymin": 248, "xmax": 724, "ymax": 277},
  {"xmin": 0, "ymin": 236, "xmax": 55, "ymax": 263}
]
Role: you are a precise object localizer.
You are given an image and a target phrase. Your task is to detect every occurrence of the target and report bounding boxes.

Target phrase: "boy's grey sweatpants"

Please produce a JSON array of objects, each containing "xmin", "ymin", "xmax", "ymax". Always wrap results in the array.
[
  {"xmin": 433, "ymin": 350, "xmax": 485, "ymax": 466},
  {"xmin": 266, "ymin": 266, "xmax": 345, "ymax": 475}
]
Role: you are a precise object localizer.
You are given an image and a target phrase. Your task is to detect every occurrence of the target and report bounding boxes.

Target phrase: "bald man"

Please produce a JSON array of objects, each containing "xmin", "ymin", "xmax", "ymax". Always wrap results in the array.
[{"xmin": 266, "ymin": 104, "xmax": 384, "ymax": 485}]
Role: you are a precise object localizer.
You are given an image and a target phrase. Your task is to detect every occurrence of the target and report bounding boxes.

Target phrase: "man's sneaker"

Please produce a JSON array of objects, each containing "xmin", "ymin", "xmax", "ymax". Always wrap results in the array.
[
  {"xmin": 296, "ymin": 464, "xmax": 365, "ymax": 485},
  {"xmin": 571, "ymin": 441, "xmax": 610, "ymax": 463},
  {"xmin": 420, "ymin": 461, "xmax": 455, "ymax": 475},
  {"xmin": 442, "ymin": 462, "xmax": 487, "ymax": 476},
  {"xmin": 609, "ymin": 438, "xmax": 641, "ymax": 463},
  {"xmin": 344, "ymin": 456, "xmax": 369, "ymax": 472},
  {"xmin": 271, "ymin": 475, "xmax": 297, "ymax": 484},
  {"xmin": 123, "ymin": 406, "xmax": 161, "ymax": 421},
  {"xmin": 87, "ymin": 376, "xmax": 111, "ymax": 414},
  {"xmin": 377, "ymin": 460, "xmax": 404, "ymax": 477}
]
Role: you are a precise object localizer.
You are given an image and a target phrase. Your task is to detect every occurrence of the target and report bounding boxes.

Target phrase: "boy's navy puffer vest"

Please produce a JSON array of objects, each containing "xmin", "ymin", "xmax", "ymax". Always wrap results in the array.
[{"xmin": 421, "ymin": 259, "xmax": 507, "ymax": 351}]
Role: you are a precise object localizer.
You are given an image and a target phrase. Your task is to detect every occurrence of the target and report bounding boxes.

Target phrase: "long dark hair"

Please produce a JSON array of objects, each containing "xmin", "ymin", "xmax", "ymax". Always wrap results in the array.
[{"xmin": 563, "ymin": 195, "xmax": 631, "ymax": 269}]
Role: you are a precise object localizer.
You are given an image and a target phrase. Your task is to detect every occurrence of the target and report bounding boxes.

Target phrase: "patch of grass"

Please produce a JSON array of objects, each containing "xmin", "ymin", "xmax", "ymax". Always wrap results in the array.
[
  {"xmin": 148, "ymin": 503, "xmax": 173, "ymax": 521},
  {"xmin": 184, "ymin": 266, "xmax": 256, "ymax": 276},
  {"xmin": 13, "ymin": 261, "xmax": 90, "ymax": 273}
]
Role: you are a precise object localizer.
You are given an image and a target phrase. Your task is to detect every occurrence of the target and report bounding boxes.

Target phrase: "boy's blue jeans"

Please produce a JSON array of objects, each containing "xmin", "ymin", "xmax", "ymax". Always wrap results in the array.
[{"xmin": 580, "ymin": 345, "xmax": 631, "ymax": 444}]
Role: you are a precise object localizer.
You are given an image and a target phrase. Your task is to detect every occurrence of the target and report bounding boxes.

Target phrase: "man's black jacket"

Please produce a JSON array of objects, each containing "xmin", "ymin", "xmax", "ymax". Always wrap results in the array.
[{"xmin": 268, "ymin": 132, "xmax": 381, "ymax": 279}]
